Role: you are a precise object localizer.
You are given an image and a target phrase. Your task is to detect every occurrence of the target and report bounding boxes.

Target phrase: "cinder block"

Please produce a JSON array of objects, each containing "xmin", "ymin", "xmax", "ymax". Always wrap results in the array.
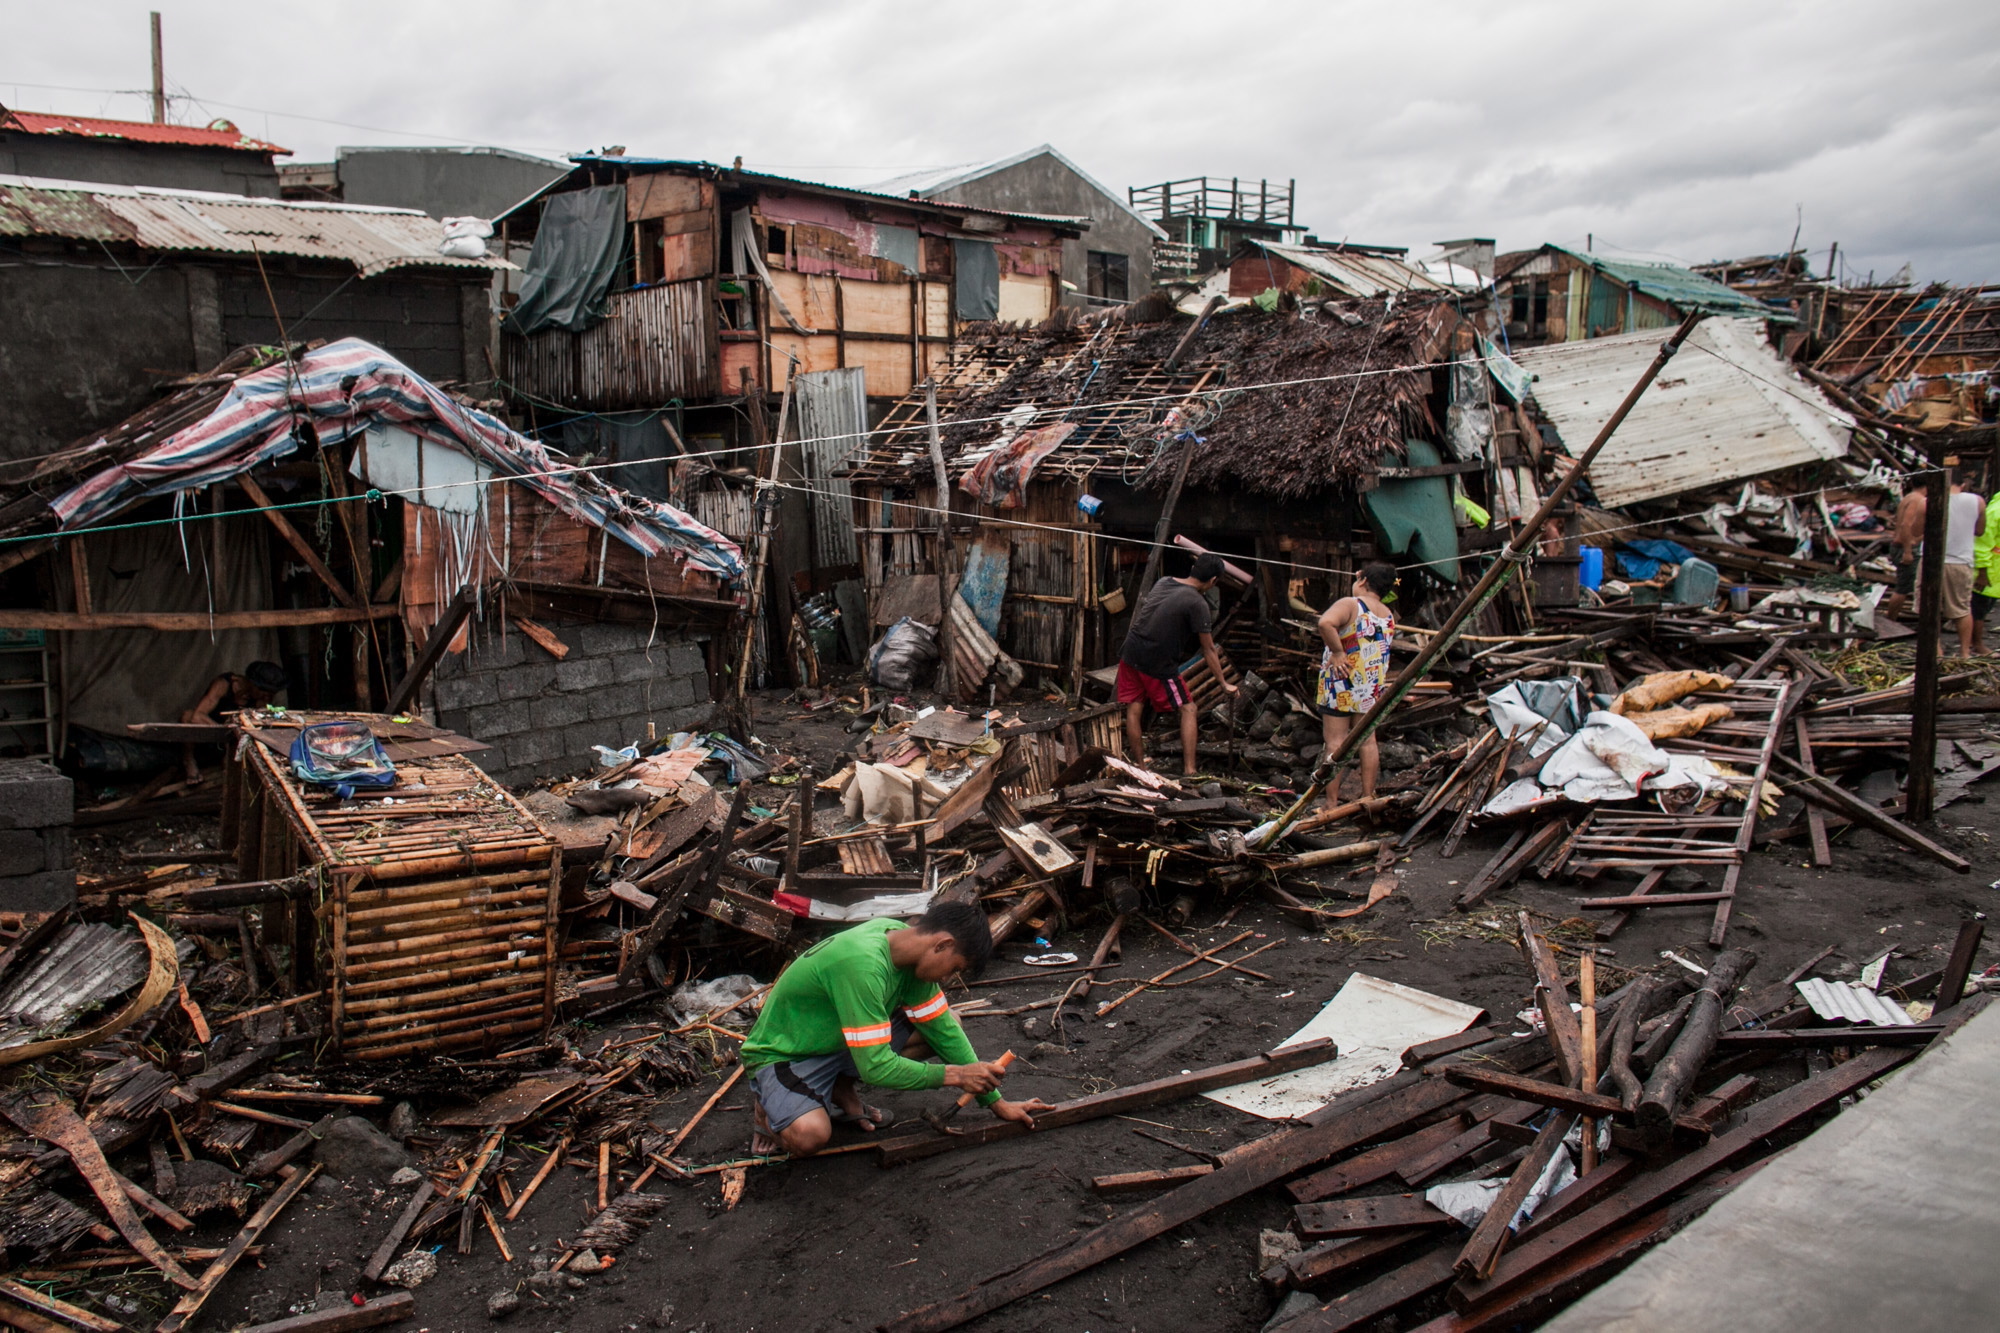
[
  {"xmin": 555, "ymin": 657, "xmax": 614, "ymax": 692},
  {"xmin": 666, "ymin": 642, "xmax": 708, "ymax": 676},
  {"xmin": 467, "ymin": 701, "xmax": 527, "ymax": 739},
  {"xmin": 0, "ymin": 869, "xmax": 76, "ymax": 912},
  {"xmin": 43, "ymin": 826, "xmax": 71, "ymax": 872},
  {"xmin": 0, "ymin": 829, "xmax": 47, "ymax": 876},
  {"xmin": 469, "ymin": 630, "xmax": 526, "ymax": 669},
  {"xmin": 530, "ymin": 694, "xmax": 589, "ymax": 731},
  {"xmin": 659, "ymin": 673, "xmax": 703, "ymax": 709},
  {"xmin": 612, "ymin": 651, "xmax": 663, "ymax": 683},
  {"xmin": 434, "ymin": 672, "xmax": 499, "ymax": 711},
  {"xmin": 577, "ymin": 623, "xmax": 645, "ymax": 656},
  {"xmin": 588, "ymin": 684, "xmax": 644, "ymax": 722},
  {"xmin": 436, "ymin": 708, "xmax": 473, "ymax": 738},
  {"xmin": 496, "ymin": 664, "xmax": 558, "ymax": 700},
  {"xmin": 565, "ymin": 722, "xmax": 615, "ymax": 762},
  {"xmin": 0, "ymin": 759, "xmax": 72, "ymax": 830},
  {"xmin": 656, "ymin": 704, "xmax": 711, "ymax": 736}
]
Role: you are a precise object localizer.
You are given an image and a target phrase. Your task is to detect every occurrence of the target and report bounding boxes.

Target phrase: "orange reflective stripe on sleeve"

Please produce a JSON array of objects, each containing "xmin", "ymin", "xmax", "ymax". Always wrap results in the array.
[
  {"xmin": 842, "ymin": 1022, "xmax": 894, "ymax": 1047},
  {"xmin": 903, "ymin": 992, "xmax": 949, "ymax": 1022}
]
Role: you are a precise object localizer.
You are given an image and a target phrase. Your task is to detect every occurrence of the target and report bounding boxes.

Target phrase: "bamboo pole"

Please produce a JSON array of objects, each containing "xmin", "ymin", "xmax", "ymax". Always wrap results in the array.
[
  {"xmin": 1257, "ymin": 309, "xmax": 1707, "ymax": 847},
  {"xmin": 505, "ymin": 1134, "xmax": 569, "ymax": 1222}
]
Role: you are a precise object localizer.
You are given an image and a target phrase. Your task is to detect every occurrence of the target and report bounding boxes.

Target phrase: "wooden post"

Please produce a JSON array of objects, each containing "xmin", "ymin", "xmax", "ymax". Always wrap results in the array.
[
  {"xmin": 1937, "ymin": 919, "xmax": 1985, "ymax": 1011},
  {"xmin": 1578, "ymin": 953, "xmax": 1598, "ymax": 1174},
  {"xmin": 1256, "ymin": 310, "xmax": 1707, "ymax": 848},
  {"xmin": 1909, "ymin": 465, "xmax": 1947, "ymax": 820},
  {"xmin": 734, "ymin": 361, "xmax": 794, "ymax": 705},
  {"xmin": 926, "ymin": 380, "xmax": 959, "ymax": 697}
]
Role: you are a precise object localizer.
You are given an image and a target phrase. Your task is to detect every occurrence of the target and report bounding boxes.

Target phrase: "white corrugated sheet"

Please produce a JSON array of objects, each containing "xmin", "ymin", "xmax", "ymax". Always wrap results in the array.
[
  {"xmin": 1795, "ymin": 977, "xmax": 1918, "ymax": 1026},
  {"xmin": 1511, "ymin": 318, "xmax": 1853, "ymax": 507},
  {"xmin": 1251, "ymin": 240, "xmax": 1456, "ymax": 298}
]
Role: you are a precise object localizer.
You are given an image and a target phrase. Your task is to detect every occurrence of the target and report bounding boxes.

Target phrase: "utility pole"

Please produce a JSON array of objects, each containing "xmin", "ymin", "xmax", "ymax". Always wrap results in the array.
[
  {"xmin": 1908, "ymin": 462, "xmax": 1948, "ymax": 821},
  {"xmin": 150, "ymin": 12, "xmax": 166, "ymax": 124}
]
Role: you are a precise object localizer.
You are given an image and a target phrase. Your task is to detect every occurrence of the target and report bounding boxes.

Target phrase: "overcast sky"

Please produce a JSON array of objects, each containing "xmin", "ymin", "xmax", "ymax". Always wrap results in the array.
[{"xmin": 8, "ymin": 0, "xmax": 1998, "ymax": 283}]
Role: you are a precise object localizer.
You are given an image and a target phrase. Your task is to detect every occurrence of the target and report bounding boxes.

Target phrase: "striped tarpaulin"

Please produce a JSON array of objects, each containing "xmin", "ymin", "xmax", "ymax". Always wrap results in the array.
[{"xmin": 52, "ymin": 338, "xmax": 744, "ymax": 581}]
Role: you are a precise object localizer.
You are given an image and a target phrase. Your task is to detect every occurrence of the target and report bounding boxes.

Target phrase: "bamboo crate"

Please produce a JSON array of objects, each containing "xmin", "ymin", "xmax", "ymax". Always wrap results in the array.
[{"xmin": 228, "ymin": 712, "xmax": 560, "ymax": 1061}]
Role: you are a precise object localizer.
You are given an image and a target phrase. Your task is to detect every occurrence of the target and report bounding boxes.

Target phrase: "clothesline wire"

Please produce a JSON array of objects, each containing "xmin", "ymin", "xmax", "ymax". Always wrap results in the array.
[{"xmin": 0, "ymin": 331, "xmax": 1894, "ymax": 562}]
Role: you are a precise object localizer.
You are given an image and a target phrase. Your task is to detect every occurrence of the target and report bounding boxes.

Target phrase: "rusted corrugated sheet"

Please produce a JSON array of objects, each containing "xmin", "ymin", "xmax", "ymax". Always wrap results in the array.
[
  {"xmin": 504, "ymin": 278, "xmax": 717, "ymax": 408},
  {"xmin": 794, "ymin": 367, "xmax": 866, "ymax": 569},
  {"xmin": 2, "ymin": 109, "xmax": 286, "ymax": 153},
  {"xmin": 0, "ymin": 182, "xmax": 135, "ymax": 241},
  {"xmin": 0, "ymin": 173, "xmax": 503, "ymax": 276}
]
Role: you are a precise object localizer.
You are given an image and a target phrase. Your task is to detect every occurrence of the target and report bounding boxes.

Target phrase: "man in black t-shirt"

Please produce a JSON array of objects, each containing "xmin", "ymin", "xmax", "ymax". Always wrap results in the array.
[{"xmin": 1117, "ymin": 554, "xmax": 1238, "ymax": 774}]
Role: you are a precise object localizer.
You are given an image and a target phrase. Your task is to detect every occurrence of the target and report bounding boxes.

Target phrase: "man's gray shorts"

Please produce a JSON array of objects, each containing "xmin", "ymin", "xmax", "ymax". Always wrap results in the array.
[{"xmin": 751, "ymin": 1014, "xmax": 915, "ymax": 1133}]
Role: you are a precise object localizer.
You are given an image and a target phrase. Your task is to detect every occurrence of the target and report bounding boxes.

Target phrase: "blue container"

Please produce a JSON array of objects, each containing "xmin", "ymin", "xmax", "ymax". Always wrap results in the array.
[
  {"xmin": 1578, "ymin": 546, "xmax": 1605, "ymax": 590},
  {"xmin": 1077, "ymin": 493, "xmax": 1103, "ymax": 517}
]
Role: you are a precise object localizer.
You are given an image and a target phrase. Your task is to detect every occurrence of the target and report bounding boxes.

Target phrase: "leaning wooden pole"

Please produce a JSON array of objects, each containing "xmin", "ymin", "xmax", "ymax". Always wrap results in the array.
[{"xmin": 1255, "ymin": 309, "xmax": 1707, "ymax": 848}]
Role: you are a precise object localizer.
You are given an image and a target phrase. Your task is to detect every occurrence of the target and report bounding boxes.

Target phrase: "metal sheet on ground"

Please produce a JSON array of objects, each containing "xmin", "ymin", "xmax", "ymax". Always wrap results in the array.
[{"xmin": 1205, "ymin": 973, "xmax": 1483, "ymax": 1120}]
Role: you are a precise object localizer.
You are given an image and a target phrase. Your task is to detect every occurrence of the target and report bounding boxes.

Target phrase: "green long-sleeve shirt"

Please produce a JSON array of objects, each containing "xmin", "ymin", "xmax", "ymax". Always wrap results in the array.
[{"xmin": 741, "ymin": 919, "xmax": 999, "ymax": 1105}]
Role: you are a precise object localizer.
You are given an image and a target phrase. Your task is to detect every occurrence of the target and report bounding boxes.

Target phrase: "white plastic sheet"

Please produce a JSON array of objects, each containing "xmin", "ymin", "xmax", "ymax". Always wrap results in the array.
[{"xmin": 1204, "ymin": 974, "xmax": 1484, "ymax": 1120}]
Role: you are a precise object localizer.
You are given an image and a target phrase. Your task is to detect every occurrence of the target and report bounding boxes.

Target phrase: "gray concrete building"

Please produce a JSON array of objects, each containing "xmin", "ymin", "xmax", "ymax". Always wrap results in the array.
[
  {"xmin": 875, "ymin": 145, "xmax": 1165, "ymax": 308},
  {"xmin": 0, "ymin": 107, "xmax": 284, "ymax": 196},
  {"xmin": 281, "ymin": 145, "xmax": 570, "ymax": 221},
  {"xmin": 0, "ymin": 176, "xmax": 502, "ymax": 464}
]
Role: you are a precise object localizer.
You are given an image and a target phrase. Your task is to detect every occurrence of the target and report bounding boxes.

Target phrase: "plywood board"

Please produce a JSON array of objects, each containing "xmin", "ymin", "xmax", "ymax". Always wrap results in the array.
[
  {"xmin": 839, "ymin": 278, "xmax": 914, "ymax": 336},
  {"xmin": 659, "ymin": 229, "xmax": 713, "ymax": 283},
  {"xmin": 849, "ymin": 340, "xmax": 915, "ymax": 399},
  {"xmin": 627, "ymin": 175, "xmax": 706, "ymax": 221},
  {"xmin": 1204, "ymin": 973, "xmax": 1484, "ymax": 1120},
  {"xmin": 997, "ymin": 273, "xmax": 1053, "ymax": 324}
]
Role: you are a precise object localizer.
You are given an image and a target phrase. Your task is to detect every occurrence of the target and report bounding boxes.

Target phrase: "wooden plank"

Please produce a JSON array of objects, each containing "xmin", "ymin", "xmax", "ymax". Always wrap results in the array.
[
  {"xmin": 1294, "ymin": 1194, "xmax": 1454, "ymax": 1239},
  {"xmin": 1281, "ymin": 1246, "xmax": 1460, "ymax": 1332},
  {"xmin": 157, "ymin": 1164, "xmax": 320, "ymax": 1332},
  {"xmin": 362, "ymin": 1182, "xmax": 435, "ymax": 1283},
  {"xmin": 1090, "ymin": 1164, "xmax": 1213, "ymax": 1195},
  {"xmin": 1577, "ymin": 891, "xmax": 1732, "ymax": 910},
  {"xmin": 385, "ymin": 586, "xmax": 477, "ymax": 715},
  {"xmin": 1519, "ymin": 913, "xmax": 1585, "ymax": 1086},
  {"xmin": 1773, "ymin": 754, "xmax": 1971, "ymax": 872},
  {"xmin": 1452, "ymin": 1111, "xmax": 1578, "ymax": 1279},
  {"xmin": 237, "ymin": 475, "xmax": 357, "ymax": 608},
  {"xmin": 1277, "ymin": 1231, "xmax": 1431, "ymax": 1292},
  {"xmin": 0, "ymin": 606, "xmax": 399, "ymax": 631},
  {"xmin": 1287, "ymin": 1116, "xmax": 1473, "ymax": 1204},
  {"xmin": 1443, "ymin": 1068, "xmax": 1624, "ymax": 1119},
  {"xmin": 1711, "ymin": 1025, "xmax": 1941, "ymax": 1049},
  {"xmin": 0, "ymin": 1280, "xmax": 121, "ymax": 1332},
  {"xmin": 878, "ymin": 1072, "xmax": 1466, "ymax": 1331},
  {"xmin": 1447, "ymin": 1042, "xmax": 1923, "ymax": 1312},
  {"xmin": 234, "ymin": 1293, "xmax": 415, "ymax": 1333},
  {"xmin": 0, "ymin": 1097, "xmax": 196, "ymax": 1289},
  {"xmin": 874, "ymin": 1040, "xmax": 1337, "ymax": 1165}
]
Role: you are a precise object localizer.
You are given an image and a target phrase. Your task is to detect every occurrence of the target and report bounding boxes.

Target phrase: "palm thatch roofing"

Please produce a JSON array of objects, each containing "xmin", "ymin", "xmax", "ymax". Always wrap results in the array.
[{"xmin": 842, "ymin": 296, "xmax": 1465, "ymax": 500}]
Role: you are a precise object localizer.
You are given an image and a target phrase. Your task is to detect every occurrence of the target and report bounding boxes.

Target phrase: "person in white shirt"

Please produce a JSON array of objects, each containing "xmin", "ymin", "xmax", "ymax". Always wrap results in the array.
[{"xmin": 1941, "ymin": 475, "xmax": 1989, "ymax": 656}]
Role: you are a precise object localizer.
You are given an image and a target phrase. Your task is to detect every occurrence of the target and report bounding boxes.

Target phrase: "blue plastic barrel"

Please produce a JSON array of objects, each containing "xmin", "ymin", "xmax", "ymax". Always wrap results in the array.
[{"xmin": 1579, "ymin": 546, "xmax": 1605, "ymax": 590}]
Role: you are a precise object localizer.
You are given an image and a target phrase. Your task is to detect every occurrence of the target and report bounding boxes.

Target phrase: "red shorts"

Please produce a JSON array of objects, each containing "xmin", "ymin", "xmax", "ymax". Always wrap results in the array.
[{"xmin": 1117, "ymin": 661, "xmax": 1191, "ymax": 712}]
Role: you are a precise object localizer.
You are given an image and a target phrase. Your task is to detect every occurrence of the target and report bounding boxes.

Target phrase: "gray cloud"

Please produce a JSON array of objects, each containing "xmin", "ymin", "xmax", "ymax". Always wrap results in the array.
[{"xmin": 7, "ymin": 0, "xmax": 1997, "ymax": 281}]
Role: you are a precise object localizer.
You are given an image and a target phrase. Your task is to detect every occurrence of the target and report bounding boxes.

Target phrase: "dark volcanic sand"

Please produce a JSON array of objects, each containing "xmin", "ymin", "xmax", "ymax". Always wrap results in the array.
[{"xmin": 57, "ymin": 702, "xmax": 2000, "ymax": 1333}]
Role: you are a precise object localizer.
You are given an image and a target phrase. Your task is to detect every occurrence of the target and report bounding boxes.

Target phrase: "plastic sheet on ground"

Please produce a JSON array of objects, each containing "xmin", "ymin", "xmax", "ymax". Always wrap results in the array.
[
  {"xmin": 1427, "ymin": 1143, "xmax": 1576, "ymax": 1230},
  {"xmin": 1203, "ymin": 973, "xmax": 1484, "ymax": 1120},
  {"xmin": 1486, "ymin": 677, "xmax": 1588, "ymax": 756},
  {"xmin": 773, "ymin": 889, "xmax": 938, "ymax": 923},
  {"xmin": 1486, "ymin": 710, "xmax": 1740, "ymax": 809}
]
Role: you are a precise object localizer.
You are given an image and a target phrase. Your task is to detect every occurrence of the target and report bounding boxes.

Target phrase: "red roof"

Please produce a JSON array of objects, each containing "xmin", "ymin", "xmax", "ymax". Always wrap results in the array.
[{"xmin": 0, "ymin": 109, "xmax": 287, "ymax": 156}]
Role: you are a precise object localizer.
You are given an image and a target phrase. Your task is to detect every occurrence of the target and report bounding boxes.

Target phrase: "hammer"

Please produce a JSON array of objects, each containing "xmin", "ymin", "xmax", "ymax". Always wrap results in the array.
[{"xmin": 920, "ymin": 1050, "xmax": 1015, "ymax": 1135}]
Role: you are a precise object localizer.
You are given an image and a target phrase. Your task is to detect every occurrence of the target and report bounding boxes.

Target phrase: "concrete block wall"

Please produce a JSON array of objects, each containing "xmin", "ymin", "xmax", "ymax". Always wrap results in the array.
[
  {"xmin": 430, "ymin": 619, "xmax": 712, "ymax": 788},
  {"xmin": 0, "ymin": 758, "xmax": 76, "ymax": 912}
]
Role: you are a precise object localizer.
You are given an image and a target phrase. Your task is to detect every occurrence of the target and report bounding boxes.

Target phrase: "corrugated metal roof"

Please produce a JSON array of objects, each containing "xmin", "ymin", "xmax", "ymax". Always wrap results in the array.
[
  {"xmin": 0, "ymin": 174, "xmax": 507, "ymax": 277},
  {"xmin": 1510, "ymin": 317, "xmax": 1853, "ymax": 507},
  {"xmin": 1554, "ymin": 246, "xmax": 1783, "ymax": 321},
  {"xmin": 1246, "ymin": 239, "xmax": 1455, "ymax": 298},
  {"xmin": 1795, "ymin": 977, "xmax": 1918, "ymax": 1026},
  {"xmin": 0, "ymin": 109, "xmax": 287, "ymax": 155}
]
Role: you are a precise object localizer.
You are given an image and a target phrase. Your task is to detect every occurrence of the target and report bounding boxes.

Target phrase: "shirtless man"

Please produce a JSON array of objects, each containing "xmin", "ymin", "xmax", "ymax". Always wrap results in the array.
[
  {"xmin": 1882, "ymin": 489, "xmax": 1927, "ymax": 624},
  {"xmin": 180, "ymin": 661, "xmax": 286, "ymax": 781}
]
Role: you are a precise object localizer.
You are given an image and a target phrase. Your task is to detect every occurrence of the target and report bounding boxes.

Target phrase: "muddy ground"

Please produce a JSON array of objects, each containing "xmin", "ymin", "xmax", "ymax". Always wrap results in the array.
[{"xmin": 61, "ymin": 694, "xmax": 2000, "ymax": 1333}]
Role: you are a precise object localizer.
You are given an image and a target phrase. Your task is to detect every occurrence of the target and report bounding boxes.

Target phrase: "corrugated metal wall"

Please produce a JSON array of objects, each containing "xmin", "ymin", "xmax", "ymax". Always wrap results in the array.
[
  {"xmin": 793, "ymin": 367, "xmax": 867, "ymax": 570},
  {"xmin": 503, "ymin": 278, "xmax": 717, "ymax": 408}
]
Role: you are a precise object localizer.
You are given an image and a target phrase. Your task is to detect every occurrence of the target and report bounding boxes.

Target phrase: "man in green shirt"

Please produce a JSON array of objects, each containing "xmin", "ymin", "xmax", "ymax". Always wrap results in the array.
[{"xmin": 742, "ymin": 903, "xmax": 1051, "ymax": 1156}]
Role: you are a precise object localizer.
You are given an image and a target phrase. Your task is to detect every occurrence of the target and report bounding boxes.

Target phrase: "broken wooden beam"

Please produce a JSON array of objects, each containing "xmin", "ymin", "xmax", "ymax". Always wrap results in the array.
[
  {"xmin": 873, "ymin": 1040, "xmax": 1335, "ymax": 1165},
  {"xmin": 157, "ymin": 1164, "xmax": 321, "ymax": 1332},
  {"xmin": 234, "ymin": 1292, "xmax": 415, "ymax": 1333},
  {"xmin": 1639, "ymin": 949, "xmax": 1755, "ymax": 1133},
  {"xmin": 362, "ymin": 1182, "xmax": 435, "ymax": 1284},
  {"xmin": 879, "ymin": 1072, "xmax": 1465, "ymax": 1331},
  {"xmin": 1294, "ymin": 1194, "xmax": 1454, "ymax": 1239},
  {"xmin": 1089, "ymin": 1164, "xmax": 1213, "ymax": 1195},
  {"xmin": 1453, "ymin": 1111, "xmax": 1578, "ymax": 1279},
  {"xmin": 1772, "ymin": 754, "xmax": 1971, "ymax": 872}
]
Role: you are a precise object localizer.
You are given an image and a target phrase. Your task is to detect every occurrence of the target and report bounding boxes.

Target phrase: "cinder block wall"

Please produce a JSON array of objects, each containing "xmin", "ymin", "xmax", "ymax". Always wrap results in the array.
[
  {"xmin": 430, "ymin": 619, "xmax": 712, "ymax": 787},
  {"xmin": 0, "ymin": 758, "xmax": 76, "ymax": 912}
]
